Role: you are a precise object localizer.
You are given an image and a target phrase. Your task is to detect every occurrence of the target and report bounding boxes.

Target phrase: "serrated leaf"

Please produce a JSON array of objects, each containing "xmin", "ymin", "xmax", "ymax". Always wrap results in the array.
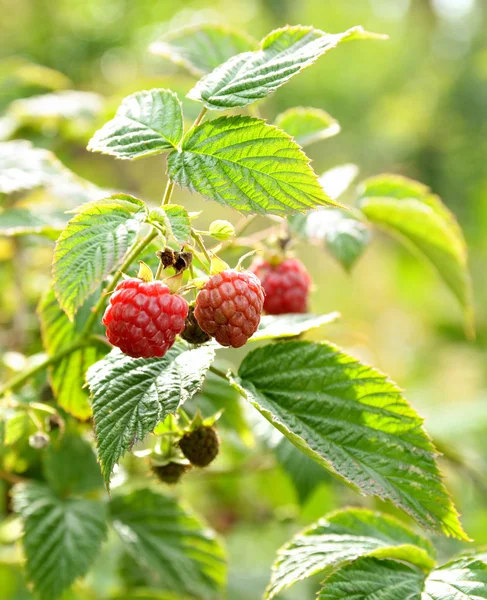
[
  {"xmin": 188, "ymin": 25, "xmax": 386, "ymax": 110},
  {"xmin": 358, "ymin": 174, "xmax": 473, "ymax": 333},
  {"xmin": 304, "ymin": 208, "xmax": 371, "ymax": 271},
  {"xmin": 43, "ymin": 433, "xmax": 104, "ymax": 497},
  {"xmin": 265, "ymin": 508, "xmax": 435, "ymax": 599},
  {"xmin": 13, "ymin": 482, "xmax": 107, "ymax": 600},
  {"xmin": 52, "ymin": 194, "xmax": 147, "ymax": 319},
  {"xmin": 0, "ymin": 140, "xmax": 63, "ymax": 194},
  {"xmin": 168, "ymin": 116, "xmax": 336, "ymax": 216},
  {"xmin": 87, "ymin": 343, "xmax": 215, "ymax": 486},
  {"xmin": 149, "ymin": 204, "xmax": 191, "ymax": 244},
  {"xmin": 275, "ymin": 107, "xmax": 340, "ymax": 146},
  {"xmin": 423, "ymin": 555, "xmax": 487, "ymax": 599},
  {"xmin": 38, "ymin": 288, "xmax": 106, "ymax": 419},
  {"xmin": 0, "ymin": 207, "xmax": 64, "ymax": 239},
  {"xmin": 88, "ymin": 89, "xmax": 183, "ymax": 159},
  {"xmin": 250, "ymin": 312, "xmax": 339, "ymax": 341},
  {"xmin": 318, "ymin": 557, "xmax": 425, "ymax": 599},
  {"xmin": 110, "ymin": 488, "xmax": 226, "ymax": 599},
  {"xmin": 149, "ymin": 23, "xmax": 257, "ymax": 76},
  {"xmin": 237, "ymin": 341, "xmax": 466, "ymax": 539}
]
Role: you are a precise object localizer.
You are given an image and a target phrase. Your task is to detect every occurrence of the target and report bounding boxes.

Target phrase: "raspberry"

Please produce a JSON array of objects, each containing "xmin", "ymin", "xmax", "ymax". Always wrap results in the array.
[
  {"xmin": 179, "ymin": 426, "xmax": 219, "ymax": 467},
  {"xmin": 102, "ymin": 278, "xmax": 188, "ymax": 358},
  {"xmin": 153, "ymin": 462, "xmax": 189, "ymax": 484},
  {"xmin": 194, "ymin": 269, "xmax": 264, "ymax": 348},
  {"xmin": 180, "ymin": 305, "xmax": 211, "ymax": 345},
  {"xmin": 250, "ymin": 258, "xmax": 311, "ymax": 315}
]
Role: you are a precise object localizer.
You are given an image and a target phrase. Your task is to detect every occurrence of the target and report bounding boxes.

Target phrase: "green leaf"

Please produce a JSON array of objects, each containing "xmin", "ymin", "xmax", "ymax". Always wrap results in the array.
[
  {"xmin": 358, "ymin": 174, "xmax": 473, "ymax": 334},
  {"xmin": 275, "ymin": 107, "xmax": 340, "ymax": 146},
  {"xmin": 88, "ymin": 89, "xmax": 183, "ymax": 160},
  {"xmin": 52, "ymin": 194, "xmax": 147, "ymax": 320},
  {"xmin": 87, "ymin": 343, "xmax": 215, "ymax": 486},
  {"xmin": 149, "ymin": 23, "xmax": 257, "ymax": 76},
  {"xmin": 13, "ymin": 482, "xmax": 107, "ymax": 600},
  {"xmin": 43, "ymin": 433, "xmax": 104, "ymax": 497},
  {"xmin": 320, "ymin": 164, "xmax": 360, "ymax": 200},
  {"xmin": 110, "ymin": 488, "xmax": 226, "ymax": 599},
  {"xmin": 208, "ymin": 219, "xmax": 235, "ymax": 241},
  {"xmin": 38, "ymin": 288, "xmax": 106, "ymax": 419},
  {"xmin": 149, "ymin": 204, "xmax": 191, "ymax": 244},
  {"xmin": 168, "ymin": 116, "xmax": 336, "ymax": 216},
  {"xmin": 0, "ymin": 207, "xmax": 64, "ymax": 239},
  {"xmin": 304, "ymin": 208, "xmax": 371, "ymax": 271},
  {"xmin": 318, "ymin": 557, "xmax": 425, "ymax": 599},
  {"xmin": 423, "ymin": 555, "xmax": 487, "ymax": 599},
  {"xmin": 265, "ymin": 508, "xmax": 435, "ymax": 599},
  {"xmin": 188, "ymin": 25, "xmax": 386, "ymax": 110},
  {"xmin": 250, "ymin": 312, "xmax": 340, "ymax": 341},
  {"xmin": 4, "ymin": 413, "xmax": 36, "ymax": 445},
  {"xmin": 0, "ymin": 140, "xmax": 63, "ymax": 194},
  {"xmin": 237, "ymin": 341, "xmax": 466, "ymax": 539}
]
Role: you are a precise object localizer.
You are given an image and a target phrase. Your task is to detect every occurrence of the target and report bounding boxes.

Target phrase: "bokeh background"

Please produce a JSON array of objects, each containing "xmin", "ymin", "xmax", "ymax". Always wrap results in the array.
[{"xmin": 1, "ymin": 0, "xmax": 487, "ymax": 598}]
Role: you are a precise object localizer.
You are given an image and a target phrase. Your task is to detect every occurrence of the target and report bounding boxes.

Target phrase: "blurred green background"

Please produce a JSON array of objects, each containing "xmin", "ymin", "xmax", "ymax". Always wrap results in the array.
[{"xmin": 1, "ymin": 0, "xmax": 487, "ymax": 598}]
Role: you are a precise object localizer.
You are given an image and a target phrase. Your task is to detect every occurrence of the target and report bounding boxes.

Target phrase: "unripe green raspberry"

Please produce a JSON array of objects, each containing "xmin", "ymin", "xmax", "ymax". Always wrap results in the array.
[
  {"xmin": 179, "ymin": 426, "xmax": 219, "ymax": 467},
  {"xmin": 153, "ymin": 462, "xmax": 189, "ymax": 484}
]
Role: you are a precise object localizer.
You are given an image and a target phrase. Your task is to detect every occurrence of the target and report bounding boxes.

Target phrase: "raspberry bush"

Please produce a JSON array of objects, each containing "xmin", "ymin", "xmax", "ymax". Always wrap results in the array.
[{"xmin": 0, "ymin": 18, "xmax": 483, "ymax": 600}]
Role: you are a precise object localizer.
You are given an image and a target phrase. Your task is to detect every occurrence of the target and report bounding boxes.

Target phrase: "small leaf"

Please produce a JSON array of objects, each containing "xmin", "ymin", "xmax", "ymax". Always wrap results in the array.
[
  {"xmin": 318, "ymin": 557, "xmax": 425, "ymax": 600},
  {"xmin": 358, "ymin": 174, "xmax": 473, "ymax": 333},
  {"xmin": 319, "ymin": 164, "xmax": 360, "ymax": 200},
  {"xmin": 168, "ymin": 116, "xmax": 337, "ymax": 216},
  {"xmin": 52, "ymin": 194, "xmax": 147, "ymax": 320},
  {"xmin": 149, "ymin": 23, "xmax": 257, "ymax": 76},
  {"xmin": 110, "ymin": 488, "xmax": 226, "ymax": 599},
  {"xmin": 149, "ymin": 204, "xmax": 191, "ymax": 244},
  {"xmin": 275, "ymin": 107, "xmax": 340, "ymax": 146},
  {"xmin": 13, "ymin": 482, "xmax": 107, "ymax": 600},
  {"xmin": 250, "ymin": 312, "xmax": 339, "ymax": 341},
  {"xmin": 188, "ymin": 25, "xmax": 387, "ymax": 110},
  {"xmin": 88, "ymin": 89, "xmax": 183, "ymax": 160},
  {"xmin": 237, "ymin": 341, "xmax": 467, "ymax": 539},
  {"xmin": 38, "ymin": 288, "xmax": 106, "ymax": 419},
  {"xmin": 4, "ymin": 413, "xmax": 36, "ymax": 445},
  {"xmin": 208, "ymin": 219, "xmax": 235, "ymax": 240},
  {"xmin": 265, "ymin": 508, "xmax": 435, "ymax": 599},
  {"xmin": 423, "ymin": 554, "xmax": 487, "ymax": 599},
  {"xmin": 87, "ymin": 343, "xmax": 215, "ymax": 486}
]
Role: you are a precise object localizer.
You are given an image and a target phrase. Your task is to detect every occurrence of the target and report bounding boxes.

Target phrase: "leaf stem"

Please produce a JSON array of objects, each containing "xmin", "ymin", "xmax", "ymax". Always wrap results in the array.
[
  {"xmin": 192, "ymin": 107, "xmax": 208, "ymax": 129},
  {"xmin": 209, "ymin": 365, "xmax": 229, "ymax": 380},
  {"xmin": 192, "ymin": 230, "xmax": 212, "ymax": 267},
  {"xmin": 161, "ymin": 179, "xmax": 175, "ymax": 206}
]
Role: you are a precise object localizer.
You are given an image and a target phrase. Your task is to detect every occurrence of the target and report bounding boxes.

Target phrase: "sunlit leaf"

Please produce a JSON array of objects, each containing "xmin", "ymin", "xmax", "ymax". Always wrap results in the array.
[
  {"xmin": 149, "ymin": 204, "xmax": 191, "ymax": 244},
  {"xmin": 275, "ymin": 107, "xmax": 340, "ymax": 146},
  {"xmin": 0, "ymin": 207, "xmax": 64, "ymax": 239},
  {"xmin": 250, "ymin": 312, "xmax": 339, "ymax": 341}
]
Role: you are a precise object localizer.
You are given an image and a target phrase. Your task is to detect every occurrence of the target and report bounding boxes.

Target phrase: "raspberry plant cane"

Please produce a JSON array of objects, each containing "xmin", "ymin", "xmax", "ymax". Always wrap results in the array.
[{"xmin": 0, "ymin": 20, "xmax": 479, "ymax": 600}]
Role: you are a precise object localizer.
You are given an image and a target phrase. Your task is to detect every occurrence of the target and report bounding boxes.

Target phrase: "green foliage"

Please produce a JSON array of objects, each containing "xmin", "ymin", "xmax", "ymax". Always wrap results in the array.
[
  {"xmin": 188, "ymin": 26, "xmax": 386, "ymax": 110},
  {"xmin": 249, "ymin": 312, "xmax": 340, "ymax": 341},
  {"xmin": 237, "ymin": 341, "xmax": 466, "ymax": 538},
  {"xmin": 13, "ymin": 482, "xmax": 107, "ymax": 600},
  {"xmin": 274, "ymin": 107, "xmax": 340, "ymax": 146},
  {"xmin": 87, "ymin": 343, "xmax": 215, "ymax": 486},
  {"xmin": 266, "ymin": 508, "xmax": 435, "ymax": 599},
  {"xmin": 111, "ymin": 488, "xmax": 226, "ymax": 599},
  {"xmin": 52, "ymin": 194, "xmax": 147, "ymax": 319},
  {"xmin": 88, "ymin": 89, "xmax": 183, "ymax": 159},
  {"xmin": 0, "ymin": 207, "xmax": 63, "ymax": 239},
  {"xmin": 150, "ymin": 23, "xmax": 257, "ymax": 76},
  {"xmin": 168, "ymin": 116, "xmax": 335, "ymax": 215},
  {"xmin": 148, "ymin": 204, "xmax": 191, "ymax": 244},
  {"xmin": 423, "ymin": 555, "xmax": 487, "ymax": 599}
]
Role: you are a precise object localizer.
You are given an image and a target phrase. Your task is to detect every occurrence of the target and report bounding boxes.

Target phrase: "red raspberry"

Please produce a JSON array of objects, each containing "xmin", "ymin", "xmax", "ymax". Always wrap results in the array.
[
  {"xmin": 250, "ymin": 258, "xmax": 311, "ymax": 314},
  {"xmin": 194, "ymin": 269, "xmax": 264, "ymax": 348},
  {"xmin": 102, "ymin": 278, "xmax": 188, "ymax": 358}
]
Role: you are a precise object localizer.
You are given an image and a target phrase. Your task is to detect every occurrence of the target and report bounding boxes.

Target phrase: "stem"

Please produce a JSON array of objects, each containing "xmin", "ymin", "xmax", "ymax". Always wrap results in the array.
[
  {"xmin": 192, "ymin": 107, "xmax": 208, "ymax": 129},
  {"xmin": 192, "ymin": 230, "xmax": 212, "ymax": 267},
  {"xmin": 209, "ymin": 365, "xmax": 229, "ymax": 380},
  {"xmin": 161, "ymin": 179, "xmax": 175, "ymax": 206}
]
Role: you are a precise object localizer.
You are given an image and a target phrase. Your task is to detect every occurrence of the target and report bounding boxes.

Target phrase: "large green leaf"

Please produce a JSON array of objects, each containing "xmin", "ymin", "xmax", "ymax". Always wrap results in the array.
[
  {"xmin": 274, "ymin": 107, "xmax": 340, "ymax": 146},
  {"xmin": 237, "ymin": 341, "xmax": 466, "ymax": 539},
  {"xmin": 358, "ymin": 174, "xmax": 473, "ymax": 332},
  {"xmin": 168, "ymin": 116, "xmax": 336, "ymax": 215},
  {"xmin": 52, "ymin": 194, "xmax": 147, "ymax": 320},
  {"xmin": 0, "ymin": 207, "xmax": 64, "ymax": 240},
  {"xmin": 149, "ymin": 23, "xmax": 257, "ymax": 76},
  {"xmin": 250, "ymin": 312, "xmax": 339, "ymax": 341},
  {"xmin": 318, "ymin": 557, "xmax": 425, "ymax": 599},
  {"xmin": 86, "ymin": 343, "xmax": 215, "ymax": 486},
  {"xmin": 188, "ymin": 25, "xmax": 386, "ymax": 110},
  {"xmin": 110, "ymin": 488, "xmax": 226, "ymax": 599},
  {"xmin": 423, "ymin": 555, "xmax": 487, "ymax": 599},
  {"xmin": 38, "ymin": 288, "xmax": 106, "ymax": 419},
  {"xmin": 13, "ymin": 482, "xmax": 107, "ymax": 600},
  {"xmin": 88, "ymin": 89, "xmax": 183, "ymax": 159},
  {"xmin": 265, "ymin": 508, "xmax": 435, "ymax": 599}
]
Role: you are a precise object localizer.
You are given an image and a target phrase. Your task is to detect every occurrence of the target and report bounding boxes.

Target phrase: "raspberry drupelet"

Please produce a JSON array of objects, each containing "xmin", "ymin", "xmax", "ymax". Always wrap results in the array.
[
  {"xmin": 102, "ymin": 278, "xmax": 188, "ymax": 358},
  {"xmin": 250, "ymin": 257, "xmax": 311, "ymax": 315},
  {"xmin": 194, "ymin": 269, "xmax": 265, "ymax": 348}
]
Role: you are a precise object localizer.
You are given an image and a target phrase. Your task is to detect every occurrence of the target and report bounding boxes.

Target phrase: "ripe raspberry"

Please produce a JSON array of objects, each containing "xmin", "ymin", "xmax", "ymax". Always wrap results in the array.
[
  {"xmin": 180, "ymin": 305, "xmax": 211, "ymax": 345},
  {"xmin": 102, "ymin": 278, "xmax": 188, "ymax": 358},
  {"xmin": 250, "ymin": 258, "xmax": 311, "ymax": 315},
  {"xmin": 153, "ymin": 462, "xmax": 189, "ymax": 484},
  {"xmin": 194, "ymin": 269, "xmax": 264, "ymax": 348},
  {"xmin": 179, "ymin": 426, "xmax": 219, "ymax": 467}
]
